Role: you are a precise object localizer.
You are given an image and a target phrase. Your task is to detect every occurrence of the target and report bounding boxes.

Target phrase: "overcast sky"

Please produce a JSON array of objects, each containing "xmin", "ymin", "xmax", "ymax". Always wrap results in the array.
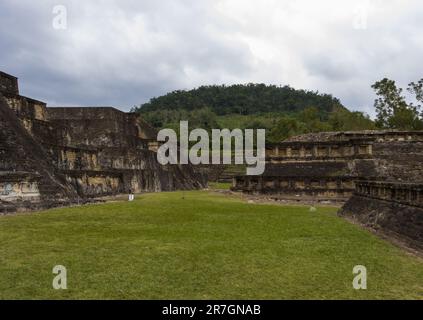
[{"xmin": 0, "ymin": 0, "xmax": 422, "ymax": 116}]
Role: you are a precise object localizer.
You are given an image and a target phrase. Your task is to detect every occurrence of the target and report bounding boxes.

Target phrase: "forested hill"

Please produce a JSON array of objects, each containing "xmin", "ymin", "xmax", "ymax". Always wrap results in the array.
[
  {"xmin": 133, "ymin": 84, "xmax": 375, "ymax": 143},
  {"xmin": 134, "ymin": 84, "xmax": 346, "ymax": 116}
]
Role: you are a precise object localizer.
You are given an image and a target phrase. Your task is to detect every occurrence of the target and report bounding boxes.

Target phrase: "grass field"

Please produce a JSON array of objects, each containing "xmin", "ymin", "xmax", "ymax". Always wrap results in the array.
[{"xmin": 0, "ymin": 191, "xmax": 422, "ymax": 299}]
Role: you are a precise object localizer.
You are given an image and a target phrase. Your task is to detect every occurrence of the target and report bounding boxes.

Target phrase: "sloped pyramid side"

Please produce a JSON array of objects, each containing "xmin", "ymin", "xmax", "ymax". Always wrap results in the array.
[{"xmin": 0, "ymin": 94, "xmax": 78, "ymax": 207}]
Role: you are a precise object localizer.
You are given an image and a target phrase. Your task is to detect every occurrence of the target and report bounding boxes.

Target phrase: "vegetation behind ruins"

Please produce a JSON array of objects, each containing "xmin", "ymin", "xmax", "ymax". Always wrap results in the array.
[
  {"xmin": 133, "ymin": 84, "xmax": 376, "ymax": 142},
  {"xmin": 372, "ymin": 78, "xmax": 423, "ymax": 130},
  {"xmin": 135, "ymin": 84, "xmax": 345, "ymax": 116},
  {"xmin": 133, "ymin": 78, "xmax": 423, "ymax": 142},
  {"xmin": 1, "ymin": 191, "xmax": 422, "ymax": 299}
]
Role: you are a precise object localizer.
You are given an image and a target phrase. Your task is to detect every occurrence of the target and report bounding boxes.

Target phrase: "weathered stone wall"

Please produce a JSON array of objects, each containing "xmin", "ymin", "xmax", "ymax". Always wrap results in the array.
[
  {"xmin": 285, "ymin": 130, "xmax": 423, "ymax": 143},
  {"xmin": 233, "ymin": 139, "xmax": 374, "ymax": 200},
  {"xmin": 371, "ymin": 142, "xmax": 423, "ymax": 182},
  {"xmin": 2, "ymin": 92, "xmax": 48, "ymax": 121},
  {"xmin": 0, "ymin": 72, "xmax": 19, "ymax": 95},
  {"xmin": 266, "ymin": 140, "xmax": 373, "ymax": 159},
  {"xmin": 48, "ymin": 107, "xmax": 146, "ymax": 148},
  {"xmin": 339, "ymin": 181, "xmax": 423, "ymax": 249},
  {"xmin": 0, "ymin": 172, "xmax": 41, "ymax": 203},
  {"xmin": 0, "ymin": 94, "xmax": 80, "ymax": 213},
  {"xmin": 233, "ymin": 131, "xmax": 423, "ymax": 201},
  {"xmin": 0, "ymin": 71, "xmax": 206, "ymax": 213},
  {"xmin": 232, "ymin": 130, "xmax": 423, "ymax": 246},
  {"xmin": 233, "ymin": 175, "xmax": 355, "ymax": 201},
  {"xmin": 354, "ymin": 181, "xmax": 423, "ymax": 207}
]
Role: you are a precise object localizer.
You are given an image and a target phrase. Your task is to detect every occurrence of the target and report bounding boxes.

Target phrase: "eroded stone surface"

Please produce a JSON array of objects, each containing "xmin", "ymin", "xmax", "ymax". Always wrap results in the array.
[
  {"xmin": 233, "ymin": 131, "xmax": 423, "ymax": 247},
  {"xmin": 0, "ymin": 71, "xmax": 206, "ymax": 213},
  {"xmin": 339, "ymin": 183, "xmax": 423, "ymax": 250},
  {"xmin": 233, "ymin": 131, "xmax": 423, "ymax": 201}
]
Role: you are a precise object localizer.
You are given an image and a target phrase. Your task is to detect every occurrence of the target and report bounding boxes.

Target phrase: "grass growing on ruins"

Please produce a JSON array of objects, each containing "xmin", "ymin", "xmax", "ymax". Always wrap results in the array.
[
  {"xmin": 208, "ymin": 182, "xmax": 232, "ymax": 190},
  {"xmin": 0, "ymin": 191, "xmax": 422, "ymax": 300}
]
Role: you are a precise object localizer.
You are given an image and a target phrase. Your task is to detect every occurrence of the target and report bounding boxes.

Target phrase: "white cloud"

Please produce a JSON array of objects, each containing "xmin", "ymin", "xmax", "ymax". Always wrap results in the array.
[{"xmin": 0, "ymin": 0, "xmax": 422, "ymax": 116}]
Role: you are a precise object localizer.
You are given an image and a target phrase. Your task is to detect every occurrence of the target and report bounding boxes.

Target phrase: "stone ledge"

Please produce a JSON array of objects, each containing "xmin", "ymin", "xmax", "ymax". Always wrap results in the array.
[{"xmin": 339, "ymin": 195, "xmax": 423, "ymax": 251}]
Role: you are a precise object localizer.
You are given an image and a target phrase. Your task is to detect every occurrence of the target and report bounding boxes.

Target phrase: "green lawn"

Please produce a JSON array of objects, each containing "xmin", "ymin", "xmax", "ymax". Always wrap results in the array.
[{"xmin": 0, "ymin": 191, "xmax": 422, "ymax": 299}]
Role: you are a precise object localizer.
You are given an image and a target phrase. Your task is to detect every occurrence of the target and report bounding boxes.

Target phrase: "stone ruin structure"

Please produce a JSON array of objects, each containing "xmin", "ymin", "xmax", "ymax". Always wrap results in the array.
[
  {"xmin": 340, "ymin": 180, "xmax": 422, "ymax": 249},
  {"xmin": 1, "ymin": 70, "xmax": 421, "ymax": 249},
  {"xmin": 233, "ymin": 131, "xmax": 423, "ymax": 249},
  {"xmin": 0, "ymin": 71, "xmax": 206, "ymax": 213}
]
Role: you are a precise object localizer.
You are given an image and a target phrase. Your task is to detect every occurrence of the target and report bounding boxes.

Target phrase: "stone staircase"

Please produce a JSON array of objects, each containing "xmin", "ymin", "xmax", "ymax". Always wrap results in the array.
[{"xmin": 217, "ymin": 164, "xmax": 246, "ymax": 182}]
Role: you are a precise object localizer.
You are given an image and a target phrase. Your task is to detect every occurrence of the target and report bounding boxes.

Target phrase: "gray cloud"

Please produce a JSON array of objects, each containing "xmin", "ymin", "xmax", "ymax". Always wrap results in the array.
[{"xmin": 0, "ymin": 0, "xmax": 422, "ymax": 116}]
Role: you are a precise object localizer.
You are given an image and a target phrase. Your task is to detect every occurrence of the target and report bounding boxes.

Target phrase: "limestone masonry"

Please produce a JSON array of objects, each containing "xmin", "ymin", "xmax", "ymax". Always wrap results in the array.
[
  {"xmin": 233, "ymin": 131, "xmax": 423, "ymax": 249},
  {"xmin": 0, "ymin": 71, "xmax": 206, "ymax": 213}
]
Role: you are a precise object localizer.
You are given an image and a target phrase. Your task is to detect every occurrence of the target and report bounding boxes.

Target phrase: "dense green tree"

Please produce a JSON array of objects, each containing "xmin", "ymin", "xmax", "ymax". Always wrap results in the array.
[
  {"xmin": 268, "ymin": 117, "xmax": 306, "ymax": 142},
  {"xmin": 328, "ymin": 109, "xmax": 375, "ymax": 131},
  {"xmin": 372, "ymin": 78, "xmax": 423, "ymax": 130},
  {"xmin": 243, "ymin": 118, "xmax": 272, "ymax": 131},
  {"xmin": 298, "ymin": 106, "xmax": 332, "ymax": 133},
  {"xmin": 141, "ymin": 107, "xmax": 220, "ymax": 132},
  {"xmin": 188, "ymin": 107, "xmax": 220, "ymax": 131},
  {"xmin": 408, "ymin": 79, "xmax": 423, "ymax": 108}
]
